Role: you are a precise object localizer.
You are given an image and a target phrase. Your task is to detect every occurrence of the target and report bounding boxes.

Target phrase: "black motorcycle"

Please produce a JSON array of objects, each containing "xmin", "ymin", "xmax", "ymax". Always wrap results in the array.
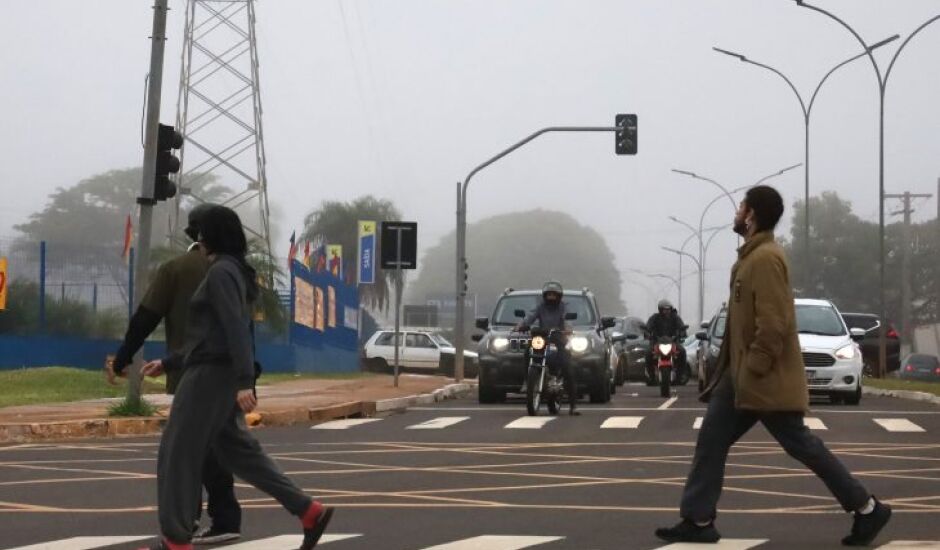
[{"xmin": 523, "ymin": 328, "xmax": 567, "ymax": 416}]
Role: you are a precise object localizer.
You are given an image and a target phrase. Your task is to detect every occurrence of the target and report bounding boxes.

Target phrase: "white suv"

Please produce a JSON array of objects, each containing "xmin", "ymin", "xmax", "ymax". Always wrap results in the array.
[
  {"xmin": 795, "ymin": 298, "xmax": 866, "ymax": 405},
  {"xmin": 364, "ymin": 329, "xmax": 479, "ymax": 377}
]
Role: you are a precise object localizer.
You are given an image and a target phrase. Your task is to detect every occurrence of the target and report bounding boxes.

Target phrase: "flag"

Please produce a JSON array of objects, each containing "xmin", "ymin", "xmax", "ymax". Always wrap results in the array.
[
  {"xmin": 302, "ymin": 240, "xmax": 311, "ymax": 268},
  {"xmin": 121, "ymin": 215, "xmax": 133, "ymax": 263},
  {"xmin": 327, "ymin": 245, "xmax": 343, "ymax": 279},
  {"xmin": 287, "ymin": 230, "xmax": 298, "ymax": 269}
]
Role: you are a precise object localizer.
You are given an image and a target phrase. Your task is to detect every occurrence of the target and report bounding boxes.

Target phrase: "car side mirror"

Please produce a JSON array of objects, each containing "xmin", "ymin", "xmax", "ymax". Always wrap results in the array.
[
  {"xmin": 696, "ymin": 331, "xmax": 709, "ymax": 341},
  {"xmin": 471, "ymin": 334, "xmax": 483, "ymax": 342},
  {"xmin": 514, "ymin": 309, "xmax": 526, "ymax": 318},
  {"xmin": 475, "ymin": 317, "xmax": 489, "ymax": 331},
  {"xmin": 700, "ymin": 321, "xmax": 711, "ymax": 329},
  {"xmin": 850, "ymin": 327, "xmax": 866, "ymax": 342},
  {"xmin": 611, "ymin": 331, "xmax": 625, "ymax": 343},
  {"xmin": 600, "ymin": 316, "xmax": 617, "ymax": 329},
  {"xmin": 626, "ymin": 333, "xmax": 640, "ymax": 340},
  {"xmin": 565, "ymin": 312, "xmax": 578, "ymax": 321}
]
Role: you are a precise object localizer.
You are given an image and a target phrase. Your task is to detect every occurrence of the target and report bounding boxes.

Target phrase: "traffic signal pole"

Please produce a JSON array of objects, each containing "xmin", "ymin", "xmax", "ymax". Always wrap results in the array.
[{"xmin": 129, "ymin": 0, "xmax": 171, "ymax": 402}]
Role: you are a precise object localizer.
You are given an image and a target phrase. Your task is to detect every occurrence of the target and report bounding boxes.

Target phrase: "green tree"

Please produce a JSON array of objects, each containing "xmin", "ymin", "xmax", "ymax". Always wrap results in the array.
[
  {"xmin": 302, "ymin": 196, "xmax": 402, "ymax": 311},
  {"xmin": 406, "ymin": 209, "xmax": 626, "ymax": 321}
]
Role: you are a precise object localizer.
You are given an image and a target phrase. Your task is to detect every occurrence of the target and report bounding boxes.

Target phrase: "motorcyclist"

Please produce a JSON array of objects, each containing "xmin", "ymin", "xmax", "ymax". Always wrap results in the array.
[
  {"xmin": 514, "ymin": 281, "xmax": 580, "ymax": 416},
  {"xmin": 645, "ymin": 299, "xmax": 688, "ymax": 384}
]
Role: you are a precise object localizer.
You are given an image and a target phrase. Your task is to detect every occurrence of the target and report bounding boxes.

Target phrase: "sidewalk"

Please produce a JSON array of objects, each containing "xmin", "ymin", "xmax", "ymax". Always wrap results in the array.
[{"xmin": 0, "ymin": 373, "xmax": 474, "ymax": 443}]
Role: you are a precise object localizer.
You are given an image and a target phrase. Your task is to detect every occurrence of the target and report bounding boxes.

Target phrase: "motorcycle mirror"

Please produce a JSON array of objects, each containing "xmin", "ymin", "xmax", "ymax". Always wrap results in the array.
[
  {"xmin": 514, "ymin": 309, "xmax": 526, "ymax": 318},
  {"xmin": 565, "ymin": 312, "xmax": 578, "ymax": 321},
  {"xmin": 696, "ymin": 331, "xmax": 709, "ymax": 341}
]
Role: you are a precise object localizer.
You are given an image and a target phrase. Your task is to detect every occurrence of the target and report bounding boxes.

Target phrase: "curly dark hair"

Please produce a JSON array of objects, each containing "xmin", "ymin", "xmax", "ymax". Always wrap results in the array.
[
  {"xmin": 198, "ymin": 205, "xmax": 259, "ymax": 303},
  {"xmin": 744, "ymin": 185, "xmax": 785, "ymax": 232}
]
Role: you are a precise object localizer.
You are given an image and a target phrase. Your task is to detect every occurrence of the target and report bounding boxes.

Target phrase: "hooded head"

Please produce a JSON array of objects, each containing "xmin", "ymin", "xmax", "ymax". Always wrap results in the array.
[
  {"xmin": 542, "ymin": 281, "xmax": 564, "ymax": 308},
  {"xmin": 184, "ymin": 203, "xmax": 217, "ymax": 243}
]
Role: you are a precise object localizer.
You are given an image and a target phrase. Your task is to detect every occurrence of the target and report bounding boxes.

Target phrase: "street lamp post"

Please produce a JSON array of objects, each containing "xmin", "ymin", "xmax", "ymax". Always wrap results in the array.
[
  {"xmin": 454, "ymin": 125, "xmax": 621, "ymax": 381},
  {"xmin": 713, "ymin": 36, "xmax": 899, "ymax": 265},
  {"xmin": 794, "ymin": 1, "xmax": 940, "ymax": 378}
]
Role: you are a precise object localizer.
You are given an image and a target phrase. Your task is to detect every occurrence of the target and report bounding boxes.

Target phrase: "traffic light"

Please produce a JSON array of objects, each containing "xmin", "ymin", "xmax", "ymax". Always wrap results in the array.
[
  {"xmin": 154, "ymin": 123, "xmax": 183, "ymax": 201},
  {"xmin": 462, "ymin": 259, "xmax": 469, "ymax": 293},
  {"xmin": 615, "ymin": 114, "xmax": 637, "ymax": 155}
]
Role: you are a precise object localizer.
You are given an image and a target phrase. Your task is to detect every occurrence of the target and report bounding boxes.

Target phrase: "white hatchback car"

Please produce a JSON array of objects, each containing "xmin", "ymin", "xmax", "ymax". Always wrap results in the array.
[
  {"xmin": 795, "ymin": 298, "xmax": 866, "ymax": 405},
  {"xmin": 364, "ymin": 329, "xmax": 479, "ymax": 377}
]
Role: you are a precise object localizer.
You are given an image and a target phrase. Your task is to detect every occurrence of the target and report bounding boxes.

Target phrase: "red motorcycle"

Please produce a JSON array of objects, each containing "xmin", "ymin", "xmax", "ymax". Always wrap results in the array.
[{"xmin": 652, "ymin": 335, "xmax": 680, "ymax": 398}]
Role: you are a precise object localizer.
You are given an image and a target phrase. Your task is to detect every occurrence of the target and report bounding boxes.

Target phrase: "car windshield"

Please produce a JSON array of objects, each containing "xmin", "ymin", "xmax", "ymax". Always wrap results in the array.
[
  {"xmin": 430, "ymin": 333, "xmax": 452, "ymax": 347},
  {"xmin": 492, "ymin": 294, "xmax": 596, "ymax": 327},
  {"xmin": 796, "ymin": 304, "xmax": 846, "ymax": 336},
  {"xmin": 908, "ymin": 355, "xmax": 938, "ymax": 368}
]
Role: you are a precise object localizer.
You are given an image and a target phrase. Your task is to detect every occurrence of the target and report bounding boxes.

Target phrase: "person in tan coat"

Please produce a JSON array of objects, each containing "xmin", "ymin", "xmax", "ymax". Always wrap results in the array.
[{"xmin": 655, "ymin": 185, "xmax": 891, "ymax": 547}]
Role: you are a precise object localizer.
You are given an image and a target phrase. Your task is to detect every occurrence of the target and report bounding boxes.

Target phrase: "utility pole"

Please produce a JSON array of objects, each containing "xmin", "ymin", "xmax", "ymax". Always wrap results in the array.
[
  {"xmin": 130, "ymin": 0, "xmax": 170, "ymax": 402},
  {"xmin": 887, "ymin": 191, "xmax": 932, "ymax": 358}
]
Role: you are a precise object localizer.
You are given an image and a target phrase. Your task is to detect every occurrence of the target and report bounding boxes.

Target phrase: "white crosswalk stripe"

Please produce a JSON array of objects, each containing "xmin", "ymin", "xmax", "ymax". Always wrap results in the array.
[
  {"xmin": 693, "ymin": 417, "xmax": 704, "ymax": 430},
  {"xmin": 421, "ymin": 535, "xmax": 563, "ymax": 549},
  {"xmin": 221, "ymin": 533, "xmax": 361, "ymax": 549},
  {"xmin": 874, "ymin": 418, "xmax": 926, "ymax": 433},
  {"xmin": 407, "ymin": 416, "xmax": 470, "ymax": 430},
  {"xmin": 505, "ymin": 416, "xmax": 556, "ymax": 429},
  {"xmin": 600, "ymin": 416, "xmax": 644, "ymax": 429},
  {"xmin": 877, "ymin": 541, "xmax": 940, "ymax": 549},
  {"xmin": 5, "ymin": 536, "xmax": 151, "ymax": 550},
  {"xmin": 312, "ymin": 419, "xmax": 382, "ymax": 430},
  {"xmin": 803, "ymin": 417, "xmax": 827, "ymax": 430},
  {"xmin": 653, "ymin": 539, "xmax": 767, "ymax": 549}
]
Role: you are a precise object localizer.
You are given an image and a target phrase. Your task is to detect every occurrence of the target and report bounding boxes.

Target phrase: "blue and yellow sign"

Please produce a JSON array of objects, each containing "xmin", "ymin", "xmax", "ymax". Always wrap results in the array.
[{"xmin": 358, "ymin": 221, "xmax": 376, "ymax": 284}]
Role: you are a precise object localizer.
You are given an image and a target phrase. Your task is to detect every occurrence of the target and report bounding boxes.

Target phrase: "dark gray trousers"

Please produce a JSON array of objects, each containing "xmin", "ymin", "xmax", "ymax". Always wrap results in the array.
[
  {"xmin": 157, "ymin": 363, "xmax": 312, "ymax": 543},
  {"xmin": 679, "ymin": 374, "xmax": 869, "ymax": 522}
]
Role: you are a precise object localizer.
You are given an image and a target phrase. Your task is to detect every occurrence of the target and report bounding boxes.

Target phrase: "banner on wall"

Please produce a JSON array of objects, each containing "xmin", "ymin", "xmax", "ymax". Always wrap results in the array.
[
  {"xmin": 327, "ymin": 245, "xmax": 343, "ymax": 279},
  {"xmin": 358, "ymin": 221, "xmax": 376, "ymax": 284}
]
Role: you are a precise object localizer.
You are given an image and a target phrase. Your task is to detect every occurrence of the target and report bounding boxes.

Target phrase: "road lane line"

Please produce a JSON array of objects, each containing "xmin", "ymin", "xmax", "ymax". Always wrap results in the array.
[
  {"xmin": 6, "ymin": 536, "xmax": 152, "ymax": 550},
  {"xmin": 421, "ymin": 535, "xmax": 564, "ymax": 550},
  {"xmin": 658, "ymin": 396, "xmax": 679, "ymax": 409},
  {"xmin": 694, "ymin": 417, "xmax": 704, "ymax": 430},
  {"xmin": 653, "ymin": 539, "xmax": 767, "ymax": 549},
  {"xmin": 312, "ymin": 419, "xmax": 382, "ymax": 430},
  {"xmin": 874, "ymin": 419, "xmax": 926, "ymax": 433},
  {"xmin": 877, "ymin": 542, "xmax": 940, "ymax": 549},
  {"xmin": 505, "ymin": 417, "xmax": 555, "ymax": 429},
  {"xmin": 600, "ymin": 416, "xmax": 644, "ymax": 429},
  {"xmin": 220, "ymin": 534, "xmax": 361, "ymax": 549},
  {"xmin": 407, "ymin": 417, "xmax": 471, "ymax": 430},
  {"xmin": 803, "ymin": 417, "xmax": 827, "ymax": 430}
]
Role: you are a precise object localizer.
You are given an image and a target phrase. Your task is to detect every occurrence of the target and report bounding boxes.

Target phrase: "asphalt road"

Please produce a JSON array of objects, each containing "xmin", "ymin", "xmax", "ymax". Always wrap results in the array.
[{"xmin": 1, "ymin": 383, "xmax": 939, "ymax": 550}]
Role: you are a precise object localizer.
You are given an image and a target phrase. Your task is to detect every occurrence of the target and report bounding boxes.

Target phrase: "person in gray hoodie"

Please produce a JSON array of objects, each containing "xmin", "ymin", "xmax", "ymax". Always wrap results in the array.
[{"xmin": 139, "ymin": 205, "xmax": 332, "ymax": 550}]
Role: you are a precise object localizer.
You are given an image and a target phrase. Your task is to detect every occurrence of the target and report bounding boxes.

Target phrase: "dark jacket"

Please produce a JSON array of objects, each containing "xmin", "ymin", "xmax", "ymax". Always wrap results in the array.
[
  {"xmin": 523, "ymin": 300, "xmax": 569, "ymax": 332},
  {"xmin": 164, "ymin": 255, "xmax": 256, "ymax": 391},
  {"xmin": 646, "ymin": 311, "xmax": 686, "ymax": 342},
  {"xmin": 704, "ymin": 231, "xmax": 808, "ymax": 412}
]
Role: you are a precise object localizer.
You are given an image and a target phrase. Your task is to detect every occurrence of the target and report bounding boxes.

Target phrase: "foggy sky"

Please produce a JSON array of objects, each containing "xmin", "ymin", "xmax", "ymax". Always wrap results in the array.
[{"xmin": 2, "ymin": 0, "xmax": 939, "ymax": 320}]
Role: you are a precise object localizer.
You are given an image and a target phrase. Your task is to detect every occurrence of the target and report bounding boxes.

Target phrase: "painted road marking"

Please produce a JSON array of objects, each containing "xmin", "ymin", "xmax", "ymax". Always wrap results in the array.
[
  {"xmin": 654, "ymin": 539, "xmax": 767, "ymax": 549},
  {"xmin": 407, "ymin": 416, "xmax": 470, "ymax": 430},
  {"xmin": 312, "ymin": 419, "xmax": 382, "ymax": 430},
  {"xmin": 6, "ymin": 536, "xmax": 151, "ymax": 550},
  {"xmin": 803, "ymin": 417, "xmax": 827, "ymax": 430},
  {"xmin": 877, "ymin": 542, "xmax": 940, "ymax": 549},
  {"xmin": 221, "ymin": 534, "xmax": 361, "ymax": 549},
  {"xmin": 600, "ymin": 416, "xmax": 644, "ymax": 429},
  {"xmin": 505, "ymin": 417, "xmax": 556, "ymax": 429},
  {"xmin": 694, "ymin": 417, "xmax": 704, "ymax": 430},
  {"xmin": 874, "ymin": 418, "xmax": 926, "ymax": 433},
  {"xmin": 422, "ymin": 535, "xmax": 564, "ymax": 550},
  {"xmin": 658, "ymin": 396, "xmax": 679, "ymax": 409}
]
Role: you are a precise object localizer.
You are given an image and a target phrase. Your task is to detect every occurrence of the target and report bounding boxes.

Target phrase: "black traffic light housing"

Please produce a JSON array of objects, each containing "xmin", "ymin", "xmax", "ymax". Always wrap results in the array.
[
  {"xmin": 462, "ymin": 259, "xmax": 469, "ymax": 293},
  {"xmin": 615, "ymin": 114, "xmax": 637, "ymax": 155},
  {"xmin": 154, "ymin": 123, "xmax": 183, "ymax": 201}
]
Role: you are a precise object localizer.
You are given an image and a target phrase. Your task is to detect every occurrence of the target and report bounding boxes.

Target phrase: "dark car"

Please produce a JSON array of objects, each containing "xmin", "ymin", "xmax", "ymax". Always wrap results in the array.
[
  {"xmin": 899, "ymin": 354, "xmax": 940, "ymax": 382},
  {"xmin": 840, "ymin": 312, "xmax": 901, "ymax": 374},
  {"xmin": 474, "ymin": 288, "xmax": 617, "ymax": 404},
  {"xmin": 695, "ymin": 305, "xmax": 727, "ymax": 392},
  {"xmin": 610, "ymin": 316, "xmax": 649, "ymax": 384}
]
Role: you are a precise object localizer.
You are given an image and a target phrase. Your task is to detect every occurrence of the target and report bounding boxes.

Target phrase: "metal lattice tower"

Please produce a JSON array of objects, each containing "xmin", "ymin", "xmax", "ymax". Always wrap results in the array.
[{"xmin": 172, "ymin": 0, "xmax": 272, "ymax": 257}]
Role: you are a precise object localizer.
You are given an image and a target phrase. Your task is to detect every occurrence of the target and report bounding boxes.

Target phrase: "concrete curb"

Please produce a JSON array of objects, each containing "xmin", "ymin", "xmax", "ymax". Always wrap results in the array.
[
  {"xmin": 0, "ymin": 382, "xmax": 477, "ymax": 443},
  {"xmin": 862, "ymin": 385, "xmax": 940, "ymax": 406}
]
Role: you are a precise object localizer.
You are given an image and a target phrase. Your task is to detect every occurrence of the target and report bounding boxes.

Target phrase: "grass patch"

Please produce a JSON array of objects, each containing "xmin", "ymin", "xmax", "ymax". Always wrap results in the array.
[
  {"xmin": 107, "ymin": 396, "xmax": 159, "ymax": 417},
  {"xmin": 0, "ymin": 367, "xmax": 165, "ymax": 408},
  {"xmin": 866, "ymin": 377, "xmax": 940, "ymax": 397},
  {"xmin": 257, "ymin": 371, "xmax": 377, "ymax": 385}
]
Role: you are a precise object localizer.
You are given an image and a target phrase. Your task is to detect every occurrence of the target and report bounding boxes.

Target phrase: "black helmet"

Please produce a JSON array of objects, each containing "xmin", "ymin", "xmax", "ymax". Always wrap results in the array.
[
  {"xmin": 542, "ymin": 281, "xmax": 564, "ymax": 297},
  {"xmin": 184, "ymin": 203, "xmax": 217, "ymax": 242}
]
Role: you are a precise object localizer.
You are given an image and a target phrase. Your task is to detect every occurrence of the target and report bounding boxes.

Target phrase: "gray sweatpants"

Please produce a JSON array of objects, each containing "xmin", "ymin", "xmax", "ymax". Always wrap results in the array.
[
  {"xmin": 157, "ymin": 362, "xmax": 312, "ymax": 543},
  {"xmin": 679, "ymin": 373, "xmax": 869, "ymax": 522}
]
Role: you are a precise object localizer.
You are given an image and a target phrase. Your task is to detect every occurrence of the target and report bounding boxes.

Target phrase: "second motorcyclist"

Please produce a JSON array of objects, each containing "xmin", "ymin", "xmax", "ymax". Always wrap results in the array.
[
  {"xmin": 514, "ymin": 281, "xmax": 580, "ymax": 416},
  {"xmin": 645, "ymin": 299, "xmax": 688, "ymax": 384}
]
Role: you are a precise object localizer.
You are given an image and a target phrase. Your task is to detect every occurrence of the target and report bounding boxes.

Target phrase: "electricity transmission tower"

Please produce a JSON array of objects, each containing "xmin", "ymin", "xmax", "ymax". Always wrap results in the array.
[{"xmin": 172, "ymin": 0, "xmax": 272, "ymax": 257}]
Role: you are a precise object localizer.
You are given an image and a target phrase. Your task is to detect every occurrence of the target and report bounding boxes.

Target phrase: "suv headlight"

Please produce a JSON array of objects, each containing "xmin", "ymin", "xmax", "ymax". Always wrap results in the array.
[
  {"xmin": 491, "ymin": 337, "xmax": 509, "ymax": 352},
  {"xmin": 569, "ymin": 336, "xmax": 590, "ymax": 353},
  {"xmin": 835, "ymin": 343, "xmax": 856, "ymax": 360}
]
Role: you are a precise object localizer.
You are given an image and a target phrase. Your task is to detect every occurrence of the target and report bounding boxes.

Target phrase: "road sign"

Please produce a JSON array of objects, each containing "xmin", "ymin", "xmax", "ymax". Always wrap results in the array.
[
  {"xmin": 0, "ymin": 257, "xmax": 7, "ymax": 311},
  {"xmin": 358, "ymin": 221, "xmax": 376, "ymax": 284},
  {"xmin": 380, "ymin": 222, "xmax": 417, "ymax": 270}
]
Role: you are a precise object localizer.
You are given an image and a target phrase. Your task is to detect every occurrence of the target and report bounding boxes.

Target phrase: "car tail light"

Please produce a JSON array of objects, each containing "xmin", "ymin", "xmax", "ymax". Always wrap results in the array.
[
  {"xmin": 905, "ymin": 365, "xmax": 914, "ymax": 372},
  {"xmin": 935, "ymin": 367, "xmax": 940, "ymax": 376},
  {"xmin": 887, "ymin": 328, "xmax": 898, "ymax": 339}
]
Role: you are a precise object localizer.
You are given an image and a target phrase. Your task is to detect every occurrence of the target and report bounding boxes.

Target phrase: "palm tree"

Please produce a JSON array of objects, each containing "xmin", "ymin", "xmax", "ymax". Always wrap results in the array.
[{"xmin": 302, "ymin": 196, "xmax": 402, "ymax": 311}]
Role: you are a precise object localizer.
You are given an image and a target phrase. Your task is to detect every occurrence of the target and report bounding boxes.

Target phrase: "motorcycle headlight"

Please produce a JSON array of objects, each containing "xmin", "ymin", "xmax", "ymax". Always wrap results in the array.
[
  {"xmin": 658, "ymin": 344, "xmax": 673, "ymax": 355},
  {"xmin": 835, "ymin": 344, "xmax": 856, "ymax": 360},
  {"xmin": 491, "ymin": 337, "xmax": 509, "ymax": 352},
  {"xmin": 530, "ymin": 336, "xmax": 546, "ymax": 351},
  {"xmin": 569, "ymin": 336, "xmax": 590, "ymax": 353}
]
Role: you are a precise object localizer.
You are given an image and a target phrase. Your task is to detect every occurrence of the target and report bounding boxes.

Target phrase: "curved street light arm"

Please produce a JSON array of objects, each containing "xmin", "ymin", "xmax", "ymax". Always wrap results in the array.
[
  {"xmin": 884, "ymin": 16, "xmax": 940, "ymax": 91},
  {"xmin": 807, "ymin": 36, "xmax": 899, "ymax": 116},
  {"xmin": 669, "ymin": 215, "xmax": 699, "ymax": 237},
  {"xmin": 662, "ymin": 246, "xmax": 701, "ymax": 270},
  {"xmin": 742, "ymin": 58, "xmax": 809, "ymax": 119},
  {"xmin": 795, "ymin": 1, "xmax": 885, "ymax": 91},
  {"xmin": 704, "ymin": 226, "xmax": 730, "ymax": 257}
]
